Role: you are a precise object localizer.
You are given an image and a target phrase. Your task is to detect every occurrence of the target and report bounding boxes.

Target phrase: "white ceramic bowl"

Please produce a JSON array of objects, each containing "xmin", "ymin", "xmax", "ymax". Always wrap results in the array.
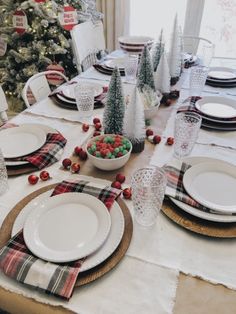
[
  {"xmin": 86, "ymin": 135, "xmax": 132, "ymax": 171},
  {"xmin": 118, "ymin": 36, "xmax": 154, "ymax": 54}
]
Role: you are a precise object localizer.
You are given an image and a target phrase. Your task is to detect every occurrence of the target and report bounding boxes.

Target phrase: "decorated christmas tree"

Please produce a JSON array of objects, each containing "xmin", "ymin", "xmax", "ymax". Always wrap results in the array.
[
  {"xmin": 123, "ymin": 87, "xmax": 146, "ymax": 153},
  {"xmin": 137, "ymin": 45, "xmax": 155, "ymax": 92},
  {"xmin": 168, "ymin": 14, "xmax": 182, "ymax": 84},
  {"xmin": 103, "ymin": 67, "xmax": 125, "ymax": 135},
  {"xmin": 0, "ymin": 0, "xmax": 101, "ymax": 102},
  {"xmin": 152, "ymin": 29, "xmax": 165, "ymax": 72},
  {"xmin": 154, "ymin": 51, "xmax": 170, "ymax": 94}
]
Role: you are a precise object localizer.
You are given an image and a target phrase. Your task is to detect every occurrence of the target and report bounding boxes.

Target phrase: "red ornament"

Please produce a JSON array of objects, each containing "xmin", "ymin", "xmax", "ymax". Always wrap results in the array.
[
  {"xmin": 111, "ymin": 181, "xmax": 122, "ymax": 189},
  {"xmin": 74, "ymin": 146, "xmax": 82, "ymax": 156},
  {"xmin": 62, "ymin": 158, "xmax": 72, "ymax": 169},
  {"xmin": 71, "ymin": 162, "xmax": 80, "ymax": 173},
  {"xmin": 146, "ymin": 129, "xmax": 154, "ymax": 137},
  {"xmin": 123, "ymin": 188, "xmax": 132, "ymax": 199},
  {"xmin": 28, "ymin": 174, "xmax": 39, "ymax": 185},
  {"xmin": 166, "ymin": 137, "xmax": 174, "ymax": 145},
  {"xmin": 95, "ymin": 122, "xmax": 102, "ymax": 131},
  {"xmin": 13, "ymin": 9, "xmax": 28, "ymax": 35},
  {"xmin": 39, "ymin": 170, "xmax": 50, "ymax": 181},
  {"xmin": 82, "ymin": 123, "xmax": 89, "ymax": 132},
  {"xmin": 153, "ymin": 135, "xmax": 161, "ymax": 144},
  {"xmin": 93, "ymin": 117, "xmax": 100, "ymax": 125},
  {"xmin": 46, "ymin": 63, "xmax": 65, "ymax": 86},
  {"xmin": 93, "ymin": 131, "xmax": 101, "ymax": 137},
  {"xmin": 79, "ymin": 150, "xmax": 88, "ymax": 160},
  {"xmin": 59, "ymin": 5, "xmax": 78, "ymax": 31},
  {"xmin": 116, "ymin": 173, "xmax": 126, "ymax": 183}
]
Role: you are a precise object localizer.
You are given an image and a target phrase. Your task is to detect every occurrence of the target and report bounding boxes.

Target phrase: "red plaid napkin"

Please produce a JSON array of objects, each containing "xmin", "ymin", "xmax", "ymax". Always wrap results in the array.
[
  {"xmin": 6, "ymin": 133, "xmax": 67, "ymax": 170},
  {"xmin": 0, "ymin": 180, "xmax": 121, "ymax": 300}
]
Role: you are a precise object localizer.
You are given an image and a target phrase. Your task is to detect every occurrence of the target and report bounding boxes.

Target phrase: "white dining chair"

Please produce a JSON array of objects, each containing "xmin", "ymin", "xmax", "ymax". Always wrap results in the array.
[
  {"xmin": 22, "ymin": 70, "xmax": 68, "ymax": 108},
  {"xmin": 0, "ymin": 85, "xmax": 8, "ymax": 125},
  {"xmin": 182, "ymin": 35, "xmax": 213, "ymax": 55},
  {"xmin": 70, "ymin": 20, "xmax": 106, "ymax": 72}
]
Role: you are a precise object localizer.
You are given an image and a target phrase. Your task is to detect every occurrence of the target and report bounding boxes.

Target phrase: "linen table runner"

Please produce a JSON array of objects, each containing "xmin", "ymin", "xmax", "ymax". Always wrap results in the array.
[{"xmin": 0, "ymin": 180, "xmax": 121, "ymax": 299}]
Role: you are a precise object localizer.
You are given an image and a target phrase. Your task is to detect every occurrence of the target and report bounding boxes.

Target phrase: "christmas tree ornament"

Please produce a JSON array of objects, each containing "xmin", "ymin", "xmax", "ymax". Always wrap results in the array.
[
  {"xmin": 137, "ymin": 45, "xmax": 155, "ymax": 92},
  {"xmin": 46, "ymin": 63, "xmax": 65, "ymax": 85},
  {"xmin": 152, "ymin": 29, "xmax": 165, "ymax": 72},
  {"xmin": 93, "ymin": 117, "xmax": 100, "ymax": 125},
  {"xmin": 71, "ymin": 162, "xmax": 80, "ymax": 173},
  {"xmin": 94, "ymin": 122, "xmax": 102, "ymax": 131},
  {"xmin": 168, "ymin": 14, "xmax": 182, "ymax": 84},
  {"xmin": 74, "ymin": 146, "xmax": 82, "ymax": 156},
  {"xmin": 62, "ymin": 158, "xmax": 72, "ymax": 169},
  {"xmin": 13, "ymin": 9, "xmax": 28, "ymax": 35},
  {"xmin": 0, "ymin": 37, "xmax": 7, "ymax": 57},
  {"xmin": 146, "ymin": 128, "xmax": 154, "ymax": 137},
  {"xmin": 123, "ymin": 188, "xmax": 132, "ymax": 199},
  {"xmin": 58, "ymin": 4, "xmax": 78, "ymax": 31},
  {"xmin": 123, "ymin": 87, "xmax": 146, "ymax": 153},
  {"xmin": 34, "ymin": 0, "xmax": 46, "ymax": 3},
  {"xmin": 82, "ymin": 123, "xmax": 89, "ymax": 132},
  {"xmin": 103, "ymin": 67, "xmax": 125, "ymax": 135},
  {"xmin": 116, "ymin": 173, "xmax": 126, "ymax": 184},
  {"xmin": 78, "ymin": 149, "xmax": 88, "ymax": 160},
  {"xmin": 154, "ymin": 52, "xmax": 170, "ymax": 94},
  {"xmin": 28, "ymin": 174, "xmax": 39, "ymax": 185},
  {"xmin": 166, "ymin": 137, "xmax": 174, "ymax": 145},
  {"xmin": 111, "ymin": 181, "xmax": 122, "ymax": 190},
  {"xmin": 153, "ymin": 135, "xmax": 162, "ymax": 144},
  {"xmin": 39, "ymin": 170, "xmax": 50, "ymax": 181}
]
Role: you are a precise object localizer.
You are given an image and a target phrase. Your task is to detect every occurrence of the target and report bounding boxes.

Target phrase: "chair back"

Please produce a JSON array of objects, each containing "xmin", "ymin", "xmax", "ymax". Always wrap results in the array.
[
  {"xmin": 71, "ymin": 20, "xmax": 106, "ymax": 72},
  {"xmin": 0, "ymin": 85, "xmax": 8, "ymax": 124},
  {"xmin": 182, "ymin": 36, "xmax": 213, "ymax": 55},
  {"xmin": 22, "ymin": 71, "xmax": 68, "ymax": 108}
]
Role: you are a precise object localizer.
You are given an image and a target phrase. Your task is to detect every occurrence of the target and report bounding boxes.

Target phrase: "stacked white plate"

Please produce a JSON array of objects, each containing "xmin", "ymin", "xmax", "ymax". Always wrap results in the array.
[
  {"xmin": 169, "ymin": 157, "xmax": 236, "ymax": 223},
  {"xmin": 206, "ymin": 67, "xmax": 236, "ymax": 88},
  {"xmin": 14, "ymin": 191, "xmax": 125, "ymax": 269},
  {"xmin": 118, "ymin": 36, "xmax": 154, "ymax": 54}
]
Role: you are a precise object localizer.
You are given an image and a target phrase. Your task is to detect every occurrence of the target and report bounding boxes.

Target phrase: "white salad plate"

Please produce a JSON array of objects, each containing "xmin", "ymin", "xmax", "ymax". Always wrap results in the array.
[
  {"xmin": 23, "ymin": 193, "xmax": 111, "ymax": 263},
  {"xmin": 183, "ymin": 160, "xmax": 236, "ymax": 214},
  {"xmin": 0, "ymin": 124, "xmax": 47, "ymax": 159},
  {"xmin": 5, "ymin": 124, "xmax": 57, "ymax": 166},
  {"xmin": 13, "ymin": 190, "xmax": 124, "ymax": 271},
  {"xmin": 169, "ymin": 157, "xmax": 236, "ymax": 222},
  {"xmin": 195, "ymin": 96, "xmax": 236, "ymax": 119},
  {"xmin": 208, "ymin": 67, "xmax": 236, "ymax": 80},
  {"xmin": 104, "ymin": 58, "xmax": 125, "ymax": 69},
  {"xmin": 61, "ymin": 82, "xmax": 103, "ymax": 99}
]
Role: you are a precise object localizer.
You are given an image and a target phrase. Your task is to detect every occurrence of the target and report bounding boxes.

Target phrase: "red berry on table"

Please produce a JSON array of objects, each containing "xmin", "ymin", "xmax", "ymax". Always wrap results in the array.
[
  {"xmin": 28, "ymin": 174, "xmax": 39, "ymax": 185},
  {"xmin": 71, "ymin": 162, "xmax": 80, "ymax": 173},
  {"xmin": 146, "ymin": 129, "xmax": 154, "ymax": 137},
  {"xmin": 93, "ymin": 131, "xmax": 101, "ymax": 137},
  {"xmin": 79, "ymin": 150, "xmax": 88, "ymax": 160},
  {"xmin": 123, "ymin": 188, "xmax": 132, "ymax": 199},
  {"xmin": 116, "ymin": 173, "xmax": 126, "ymax": 183},
  {"xmin": 95, "ymin": 122, "xmax": 102, "ymax": 131},
  {"xmin": 62, "ymin": 158, "xmax": 72, "ymax": 169},
  {"xmin": 153, "ymin": 135, "xmax": 161, "ymax": 145},
  {"xmin": 93, "ymin": 117, "xmax": 100, "ymax": 125},
  {"xmin": 82, "ymin": 123, "xmax": 89, "ymax": 132},
  {"xmin": 39, "ymin": 170, "xmax": 50, "ymax": 181},
  {"xmin": 166, "ymin": 137, "xmax": 174, "ymax": 145},
  {"xmin": 74, "ymin": 146, "xmax": 82, "ymax": 156},
  {"xmin": 111, "ymin": 181, "xmax": 122, "ymax": 189}
]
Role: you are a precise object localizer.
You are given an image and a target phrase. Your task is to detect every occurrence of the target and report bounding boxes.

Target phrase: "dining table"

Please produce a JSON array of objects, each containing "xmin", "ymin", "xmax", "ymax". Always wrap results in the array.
[{"xmin": 1, "ymin": 53, "xmax": 236, "ymax": 314}]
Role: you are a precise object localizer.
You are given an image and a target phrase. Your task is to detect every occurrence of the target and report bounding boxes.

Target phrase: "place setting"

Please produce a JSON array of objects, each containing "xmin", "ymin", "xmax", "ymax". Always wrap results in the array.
[
  {"xmin": 0, "ymin": 178, "xmax": 133, "ymax": 299},
  {"xmin": 0, "ymin": 123, "xmax": 67, "ymax": 176},
  {"xmin": 206, "ymin": 67, "xmax": 236, "ymax": 88}
]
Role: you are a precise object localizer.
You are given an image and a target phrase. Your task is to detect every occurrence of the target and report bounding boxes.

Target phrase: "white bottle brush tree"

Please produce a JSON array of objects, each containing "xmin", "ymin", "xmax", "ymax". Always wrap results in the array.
[
  {"xmin": 152, "ymin": 29, "xmax": 165, "ymax": 72},
  {"xmin": 168, "ymin": 14, "xmax": 182, "ymax": 84},
  {"xmin": 103, "ymin": 67, "xmax": 125, "ymax": 135},
  {"xmin": 123, "ymin": 87, "xmax": 146, "ymax": 153},
  {"xmin": 154, "ymin": 51, "xmax": 170, "ymax": 94},
  {"xmin": 137, "ymin": 45, "xmax": 155, "ymax": 92}
]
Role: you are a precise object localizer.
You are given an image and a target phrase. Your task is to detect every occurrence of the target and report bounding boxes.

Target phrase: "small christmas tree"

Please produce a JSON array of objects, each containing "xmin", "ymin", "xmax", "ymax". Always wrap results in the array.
[
  {"xmin": 168, "ymin": 14, "xmax": 182, "ymax": 84},
  {"xmin": 103, "ymin": 67, "xmax": 125, "ymax": 135},
  {"xmin": 137, "ymin": 45, "xmax": 155, "ymax": 92},
  {"xmin": 123, "ymin": 87, "xmax": 146, "ymax": 153},
  {"xmin": 152, "ymin": 29, "xmax": 165, "ymax": 72},
  {"xmin": 154, "ymin": 52, "xmax": 170, "ymax": 94}
]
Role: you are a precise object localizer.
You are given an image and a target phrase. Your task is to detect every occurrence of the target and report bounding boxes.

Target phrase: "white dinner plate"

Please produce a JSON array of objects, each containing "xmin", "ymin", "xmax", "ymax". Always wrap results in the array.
[
  {"xmin": 169, "ymin": 157, "xmax": 236, "ymax": 222},
  {"xmin": 13, "ymin": 190, "xmax": 124, "ymax": 271},
  {"xmin": 23, "ymin": 193, "xmax": 111, "ymax": 263},
  {"xmin": 104, "ymin": 58, "xmax": 126, "ymax": 69},
  {"xmin": 61, "ymin": 82, "xmax": 103, "ymax": 99},
  {"xmin": 183, "ymin": 160, "xmax": 236, "ymax": 214},
  {"xmin": 5, "ymin": 124, "xmax": 57, "ymax": 166},
  {"xmin": 195, "ymin": 96, "xmax": 236, "ymax": 119},
  {"xmin": 208, "ymin": 67, "xmax": 236, "ymax": 80},
  {"xmin": 0, "ymin": 124, "xmax": 47, "ymax": 159}
]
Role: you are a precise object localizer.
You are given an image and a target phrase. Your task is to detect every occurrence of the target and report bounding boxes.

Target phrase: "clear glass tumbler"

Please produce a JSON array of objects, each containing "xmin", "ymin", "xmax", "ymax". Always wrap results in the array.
[
  {"xmin": 131, "ymin": 167, "xmax": 167, "ymax": 227},
  {"xmin": 124, "ymin": 55, "xmax": 139, "ymax": 82},
  {"xmin": 189, "ymin": 66, "xmax": 209, "ymax": 96},
  {"xmin": 199, "ymin": 43, "xmax": 215, "ymax": 67},
  {"xmin": 0, "ymin": 148, "xmax": 8, "ymax": 195},
  {"xmin": 174, "ymin": 112, "xmax": 202, "ymax": 159},
  {"xmin": 74, "ymin": 84, "xmax": 94, "ymax": 119}
]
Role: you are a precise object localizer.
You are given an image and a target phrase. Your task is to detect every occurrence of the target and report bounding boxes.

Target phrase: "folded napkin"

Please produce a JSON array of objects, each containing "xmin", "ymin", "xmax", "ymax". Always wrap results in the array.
[
  {"xmin": 0, "ymin": 180, "xmax": 121, "ymax": 300},
  {"xmin": 93, "ymin": 64, "xmax": 125, "ymax": 76},
  {"xmin": 6, "ymin": 133, "xmax": 67, "ymax": 170}
]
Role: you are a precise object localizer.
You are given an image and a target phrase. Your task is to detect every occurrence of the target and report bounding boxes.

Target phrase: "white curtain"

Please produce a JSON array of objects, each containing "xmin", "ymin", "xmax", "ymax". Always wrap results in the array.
[
  {"xmin": 183, "ymin": 0, "xmax": 205, "ymax": 36},
  {"xmin": 96, "ymin": 0, "xmax": 130, "ymax": 51}
]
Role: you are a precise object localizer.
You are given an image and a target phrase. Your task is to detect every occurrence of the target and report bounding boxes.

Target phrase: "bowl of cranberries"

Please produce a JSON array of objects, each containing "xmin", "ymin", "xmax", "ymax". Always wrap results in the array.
[{"xmin": 86, "ymin": 134, "xmax": 132, "ymax": 171}]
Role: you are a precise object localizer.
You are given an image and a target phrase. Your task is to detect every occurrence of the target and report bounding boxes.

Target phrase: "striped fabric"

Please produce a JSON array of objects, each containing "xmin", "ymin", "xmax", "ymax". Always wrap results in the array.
[
  {"xmin": 5, "ymin": 133, "xmax": 67, "ymax": 170},
  {"xmin": 0, "ymin": 181, "xmax": 121, "ymax": 300}
]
